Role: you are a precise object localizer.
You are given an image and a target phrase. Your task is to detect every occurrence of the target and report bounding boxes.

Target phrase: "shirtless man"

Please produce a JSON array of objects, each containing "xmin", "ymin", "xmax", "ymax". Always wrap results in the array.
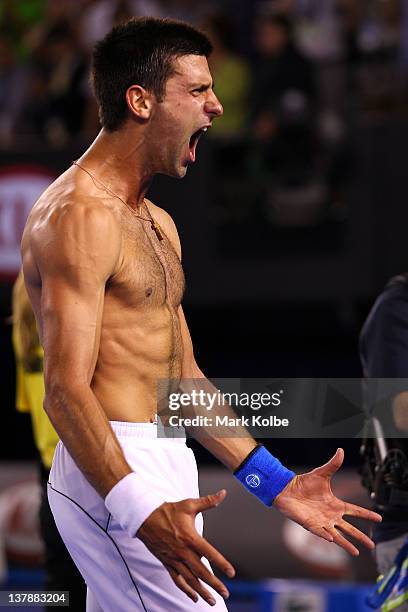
[{"xmin": 21, "ymin": 17, "xmax": 381, "ymax": 612}]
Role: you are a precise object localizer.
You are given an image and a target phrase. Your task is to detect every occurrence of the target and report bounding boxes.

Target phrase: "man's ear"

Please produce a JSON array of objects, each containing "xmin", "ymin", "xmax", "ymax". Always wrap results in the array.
[{"xmin": 126, "ymin": 85, "xmax": 154, "ymax": 120}]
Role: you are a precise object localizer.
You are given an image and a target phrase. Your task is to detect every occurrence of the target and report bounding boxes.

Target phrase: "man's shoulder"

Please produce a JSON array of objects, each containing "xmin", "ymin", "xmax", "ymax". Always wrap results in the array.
[
  {"xmin": 372, "ymin": 283, "xmax": 408, "ymax": 320},
  {"xmin": 25, "ymin": 186, "xmax": 121, "ymax": 265},
  {"xmin": 362, "ymin": 283, "xmax": 408, "ymax": 346},
  {"xmin": 30, "ymin": 183, "xmax": 120, "ymax": 234}
]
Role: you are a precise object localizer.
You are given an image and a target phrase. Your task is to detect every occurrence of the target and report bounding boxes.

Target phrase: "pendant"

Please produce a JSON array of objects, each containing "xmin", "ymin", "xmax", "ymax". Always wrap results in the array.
[{"xmin": 151, "ymin": 220, "xmax": 164, "ymax": 241}]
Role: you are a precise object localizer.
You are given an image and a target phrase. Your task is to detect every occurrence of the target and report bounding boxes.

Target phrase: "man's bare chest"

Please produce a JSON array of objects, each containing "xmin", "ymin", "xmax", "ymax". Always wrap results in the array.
[{"xmin": 107, "ymin": 221, "xmax": 185, "ymax": 310}]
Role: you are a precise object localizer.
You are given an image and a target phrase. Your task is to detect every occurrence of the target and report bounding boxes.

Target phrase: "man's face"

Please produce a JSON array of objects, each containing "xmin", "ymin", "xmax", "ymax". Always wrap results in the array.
[{"xmin": 150, "ymin": 54, "xmax": 223, "ymax": 178}]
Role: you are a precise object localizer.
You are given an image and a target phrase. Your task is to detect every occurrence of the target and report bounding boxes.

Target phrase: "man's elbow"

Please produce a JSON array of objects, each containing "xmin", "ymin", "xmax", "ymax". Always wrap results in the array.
[
  {"xmin": 182, "ymin": 358, "xmax": 205, "ymax": 380},
  {"xmin": 44, "ymin": 375, "xmax": 88, "ymax": 416}
]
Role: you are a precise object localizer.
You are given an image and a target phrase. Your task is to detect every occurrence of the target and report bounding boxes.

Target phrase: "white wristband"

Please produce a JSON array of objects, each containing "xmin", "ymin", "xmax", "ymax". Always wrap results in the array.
[{"xmin": 105, "ymin": 472, "xmax": 164, "ymax": 538}]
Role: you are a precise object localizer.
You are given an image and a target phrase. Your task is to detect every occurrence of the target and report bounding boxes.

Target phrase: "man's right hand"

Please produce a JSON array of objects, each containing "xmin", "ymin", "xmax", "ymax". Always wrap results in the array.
[{"xmin": 137, "ymin": 489, "xmax": 235, "ymax": 606}]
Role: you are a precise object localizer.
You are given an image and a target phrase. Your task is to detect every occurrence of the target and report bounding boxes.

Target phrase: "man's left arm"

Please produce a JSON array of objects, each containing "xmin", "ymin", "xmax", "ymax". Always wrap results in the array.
[
  {"xmin": 161, "ymin": 206, "xmax": 382, "ymax": 556},
  {"xmin": 178, "ymin": 305, "xmax": 381, "ymax": 554}
]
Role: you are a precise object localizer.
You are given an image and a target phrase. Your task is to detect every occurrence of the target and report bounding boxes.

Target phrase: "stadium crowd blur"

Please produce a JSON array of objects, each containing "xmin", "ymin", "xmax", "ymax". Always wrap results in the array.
[
  {"xmin": 1, "ymin": 0, "xmax": 406, "ymax": 220},
  {"xmin": 0, "ymin": 2, "xmax": 406, "ymax": 395},
  {"xmin": 1, "ymin": 0, "xmax": 407, "ymax": 450}
]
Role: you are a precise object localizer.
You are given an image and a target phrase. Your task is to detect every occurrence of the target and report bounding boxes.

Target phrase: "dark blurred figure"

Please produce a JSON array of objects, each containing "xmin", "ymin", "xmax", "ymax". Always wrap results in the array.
[
  {"xmin": 0, "ymin": 0, "xmax": 45, "ymax": 146},
  {"xmin": 78, "ymin": 0, "xmax": 165, "ymax": 53},
  {"xmin": 340, "ymin": 0, "xmax": 401, "ymax": 66},
  {"xmin": 158, "ymin": 0, "xmax": 207, "ymax": 25},
  {"xmin": 250, "ymin": 12, "xmax": 329, "ymax": 227},
  {"xmin": 22, "ymin": 20, "xmax": 88, "ymax": 145},
  {"xmin": 200, "ymin": 12, "xmax": 252, "ymax": 225},
  {"xmin": 339, "ymin": 0, "xmax": 403, "ymax": 116},
  {"xmin": 251, "ymin": 13, "xmax": 316, "ymax": 151},
  {"xmin": 0, "ymin": 0, "xmax": 45, "ymax": 60},
  {"xmin": 112, "ymin": 0, "xmax": 138, "ymax": 26},
  {"xmin": 0, "ymin": 32, "xmax": 28, "ymax": 146},
  {"xmin": 360, "ymin": 274, "xmax": 408, "ymax": 608}
]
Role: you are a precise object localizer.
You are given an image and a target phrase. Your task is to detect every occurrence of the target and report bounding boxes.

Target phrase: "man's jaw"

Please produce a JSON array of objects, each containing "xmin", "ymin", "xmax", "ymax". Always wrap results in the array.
[{"xmin": 164, "ymin": 124, "xmax": 212, "ymax": 178}]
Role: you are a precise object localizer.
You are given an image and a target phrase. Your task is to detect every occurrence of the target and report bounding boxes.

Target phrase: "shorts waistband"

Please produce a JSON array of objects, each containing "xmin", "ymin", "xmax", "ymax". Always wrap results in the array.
[{"xmin": 110, "ymin": 420, "xmax": 186, "ymax": 444}]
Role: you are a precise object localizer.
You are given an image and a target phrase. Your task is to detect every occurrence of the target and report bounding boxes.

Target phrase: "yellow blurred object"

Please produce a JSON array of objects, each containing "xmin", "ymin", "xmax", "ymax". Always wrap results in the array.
[
  {"xmin": 209, "ymin": 54, "xmax": 250, "ymax": 137},
  {"xmin": 12, "ymin": 272, "xmax": 58, "ymax": 469}
]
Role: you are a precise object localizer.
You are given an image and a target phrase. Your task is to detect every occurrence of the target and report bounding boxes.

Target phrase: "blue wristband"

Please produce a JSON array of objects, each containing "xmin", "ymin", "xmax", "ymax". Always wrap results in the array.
[{"xmin": 234, "ymin": 445, "xmax": 295, "ymax": 506}]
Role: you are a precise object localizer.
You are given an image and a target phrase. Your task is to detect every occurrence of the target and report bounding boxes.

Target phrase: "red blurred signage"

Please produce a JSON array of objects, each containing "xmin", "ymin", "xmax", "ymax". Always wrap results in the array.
[{"xmin": 0, "ymin": 165, "xmax": 55, "ymax": 278}]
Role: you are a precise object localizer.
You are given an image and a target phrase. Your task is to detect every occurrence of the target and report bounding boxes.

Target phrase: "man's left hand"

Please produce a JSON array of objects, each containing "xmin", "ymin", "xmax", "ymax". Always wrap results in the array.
[{"xmin": 273, "ymin": 448, "xmax": 382, "ymax": 556}]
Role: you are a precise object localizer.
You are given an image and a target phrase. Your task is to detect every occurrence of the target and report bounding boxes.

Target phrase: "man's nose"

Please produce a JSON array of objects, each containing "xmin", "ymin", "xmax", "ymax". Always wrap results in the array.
[{"xmin": 205, "ymin": 91, "xmax": 223, "ymax": 118}]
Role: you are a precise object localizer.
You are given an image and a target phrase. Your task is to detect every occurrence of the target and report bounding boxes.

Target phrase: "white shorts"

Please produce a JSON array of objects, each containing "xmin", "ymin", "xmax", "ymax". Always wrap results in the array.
[{"xmin": 48, "ymin": 421, "xmax": 228, "ymax": 612}]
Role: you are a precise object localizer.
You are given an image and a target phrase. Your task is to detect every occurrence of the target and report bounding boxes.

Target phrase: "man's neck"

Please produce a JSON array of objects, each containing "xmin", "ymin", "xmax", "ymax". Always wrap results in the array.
[{"xmin": 78, "ymin": 127, "xmax": 154, "ymax": 208}]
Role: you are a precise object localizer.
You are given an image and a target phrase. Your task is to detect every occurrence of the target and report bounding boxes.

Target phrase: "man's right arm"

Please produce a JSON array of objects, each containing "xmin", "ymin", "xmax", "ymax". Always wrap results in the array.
[
  {"xmin": 24, "ymin": 202, "xmax": 234, "ymax": 606},
  {"xmin": 27, "ymin": 202, "xmax": 131, "ymax": 497}
]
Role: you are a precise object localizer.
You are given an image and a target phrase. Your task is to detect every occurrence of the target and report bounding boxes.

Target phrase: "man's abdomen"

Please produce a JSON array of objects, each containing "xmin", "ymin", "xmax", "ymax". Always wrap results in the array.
[{"xmin": 92, "ymin": 308, "xmax": 182, "ymax": 422}]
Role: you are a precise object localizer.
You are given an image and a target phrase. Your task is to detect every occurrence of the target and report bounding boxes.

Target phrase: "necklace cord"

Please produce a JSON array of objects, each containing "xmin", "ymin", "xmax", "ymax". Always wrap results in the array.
[
  {"xmin": 72, "ymin": 161, "xmax": 169, "ymax": 301},
  {"xmin": 72, "ymin": 160, "xmax": 164, "ymax": 240}
]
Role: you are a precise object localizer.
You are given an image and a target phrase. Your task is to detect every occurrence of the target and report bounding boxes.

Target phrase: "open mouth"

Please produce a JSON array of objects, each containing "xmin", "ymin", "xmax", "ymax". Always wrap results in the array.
[{"xmin": 188, "ymin": 126, "xmax": 209, "ymax": 162}]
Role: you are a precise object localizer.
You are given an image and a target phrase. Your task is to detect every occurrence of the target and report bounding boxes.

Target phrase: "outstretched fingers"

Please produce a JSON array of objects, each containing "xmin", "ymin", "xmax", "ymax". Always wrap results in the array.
[
  {"xmin": 336, "ymin": 519, "xmax": 375, "ymax": 550},
  {"xmin": 161, "ymin": 492, "xmax": 234, "ymax": 604},
  {"xmin": 308, "ymin": 525, "xmax": 334, "ymax": 543},
  {"xmin": 344, "ymin": 502, "xmax": 382, "ymax": 523},
  {"xmin": 192, "ymin": 534, "xmax": 235, "ymax": 579},
  {"xmin": 325, "ymin": 526, "xmax": 359, "ymax": 556},
  {"xmin": 170, "ymin": 561, "xmax": 221, "ymax": 606},
  {"xmin": 181, "ymin": 547, "xmax": 230, "ymax": 600},
  {"xmin": 168, "ymin": 567, "xmax": 199, "ymax": 604}
]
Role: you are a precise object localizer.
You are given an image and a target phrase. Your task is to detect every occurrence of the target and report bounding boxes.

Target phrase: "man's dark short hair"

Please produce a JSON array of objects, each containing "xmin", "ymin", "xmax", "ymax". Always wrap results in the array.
[{"xmin": 91, "ymin": 17, "xmax": 213, "ymax": 132}]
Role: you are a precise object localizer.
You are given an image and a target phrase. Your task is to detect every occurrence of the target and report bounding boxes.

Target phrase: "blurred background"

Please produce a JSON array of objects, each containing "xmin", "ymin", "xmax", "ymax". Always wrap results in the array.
[{"xmin": 1, "ymin": 0, "xmax": 408, "ymax": 610}]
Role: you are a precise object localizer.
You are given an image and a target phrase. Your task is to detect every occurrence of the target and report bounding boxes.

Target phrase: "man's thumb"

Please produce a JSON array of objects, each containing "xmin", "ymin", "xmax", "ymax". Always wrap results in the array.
[
  {"xmin": 193, "ymin": 490, "xmax": 227, "ymax": 513},
  {"xmin": 315, "ymin": 448, "xmax": 344, "ymax": 478}
]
